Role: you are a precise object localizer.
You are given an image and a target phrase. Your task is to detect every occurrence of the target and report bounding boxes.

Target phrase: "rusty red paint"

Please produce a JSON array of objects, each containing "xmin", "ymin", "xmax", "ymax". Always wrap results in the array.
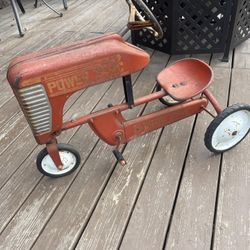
[
  {"xmin": 7, "ymin": 33, "xmax": 150, "ymax": 145},
  {"xmin": 203, "ymin": 89, "xmax": 223, "ymax": 114},
  {"xmin": 46, "ymin": 141, "xmax": 63, "ymax": 169},
  {"xmin": 6, "ymin": 33, "xmax": 221, "ymax": 171},
  {"xmin": 157, "ymin": 58, "xmax": 213, "ymax": 101}
]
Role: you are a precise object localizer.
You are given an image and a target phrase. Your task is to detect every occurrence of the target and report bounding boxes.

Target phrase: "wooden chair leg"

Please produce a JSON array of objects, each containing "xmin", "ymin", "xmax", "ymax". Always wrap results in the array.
[
  {"xmin": 34, "ymin": 0, "xmax": 63, "ymax": 17},
  {"xmin": 10, "ymin": 0, "xmax": 25, "ymax": 37},
  {"xmin": 16, "ymin": 0, "xmax": 25, "ymax": 14},
  {"xmin": 62, "ymin": 0, "xmax": 68, "ymax": 10}
]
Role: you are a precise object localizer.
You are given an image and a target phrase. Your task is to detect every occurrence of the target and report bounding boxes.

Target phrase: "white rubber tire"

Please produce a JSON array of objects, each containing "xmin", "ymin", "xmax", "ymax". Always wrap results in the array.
[
  {"xmin": 205, "ymin": 104, "xmax": 250, "ymax": 153},
  {"xmin": 37, "ymin": 143, "xmax": 81, "ymax": 178}
]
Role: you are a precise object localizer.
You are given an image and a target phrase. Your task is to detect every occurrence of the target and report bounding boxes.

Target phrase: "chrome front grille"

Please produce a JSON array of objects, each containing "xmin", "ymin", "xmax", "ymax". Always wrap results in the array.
[{"xmin": 18, "ymin": 84, "xmax": 52, "ymax": 134}]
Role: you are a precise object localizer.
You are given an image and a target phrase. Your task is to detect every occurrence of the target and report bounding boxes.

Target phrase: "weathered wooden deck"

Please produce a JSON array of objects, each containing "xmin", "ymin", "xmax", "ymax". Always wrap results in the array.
[{"xmin": 0, "ymin": 0, "xmax": 250, "ymax": 249}]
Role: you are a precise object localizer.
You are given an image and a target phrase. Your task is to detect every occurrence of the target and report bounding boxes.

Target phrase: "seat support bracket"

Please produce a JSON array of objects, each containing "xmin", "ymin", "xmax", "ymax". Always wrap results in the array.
[{"xmin": 123, "ymin": 75, "xmax": 134, "ymax": 109}]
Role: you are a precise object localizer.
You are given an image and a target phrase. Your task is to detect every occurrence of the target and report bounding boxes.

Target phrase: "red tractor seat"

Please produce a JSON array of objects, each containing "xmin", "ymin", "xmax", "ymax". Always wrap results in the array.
[{"xmin": 157, "ymin": 59, "xmax": 213, "ymax": 101}]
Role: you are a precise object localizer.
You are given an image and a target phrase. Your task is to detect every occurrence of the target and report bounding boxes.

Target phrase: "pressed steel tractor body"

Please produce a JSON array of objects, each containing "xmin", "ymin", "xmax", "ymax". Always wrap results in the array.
[{"xmin": 7, "ymin": 0, "xmax": 250, "ymax": 177}]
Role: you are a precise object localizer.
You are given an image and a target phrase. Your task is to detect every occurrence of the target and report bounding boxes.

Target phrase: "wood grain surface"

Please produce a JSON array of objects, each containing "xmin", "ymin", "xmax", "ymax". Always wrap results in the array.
[{"xmin": 0, "ymin": 0, "xmax": 249, "ymax": 249}]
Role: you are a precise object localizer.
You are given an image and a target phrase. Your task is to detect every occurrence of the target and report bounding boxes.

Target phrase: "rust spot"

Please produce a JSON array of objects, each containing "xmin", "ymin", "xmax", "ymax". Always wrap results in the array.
[{"xmin": 232, "ymin": 131, "xmax": 238, "ymax": 136}]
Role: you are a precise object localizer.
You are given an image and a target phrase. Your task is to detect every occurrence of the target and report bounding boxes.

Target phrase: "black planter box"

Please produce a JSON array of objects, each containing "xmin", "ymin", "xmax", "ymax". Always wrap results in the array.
[{"xmin": 131, "ymin": 0, "xmax": 250, "ymax": 61}]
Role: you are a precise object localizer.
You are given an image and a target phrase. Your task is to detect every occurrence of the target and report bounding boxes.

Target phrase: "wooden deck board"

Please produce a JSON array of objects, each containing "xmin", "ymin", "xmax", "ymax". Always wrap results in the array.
[
  {"xmin": 213, "ymin": 68, "xmax": 250, "ymax": 250},
  {"xmin": 71, "ymin": 51, "xmax": 168, "ymax": 250},
  {"xmin": 0, "ymin": 0, "xmax": 250, "ymax": 249},
  {"xmin": 119, "ymin": 117, "xmax": 195, "ymax": 250},
  {"xmin": 165, "ymin": 67, "xmax": 232, "ymax": 250}
]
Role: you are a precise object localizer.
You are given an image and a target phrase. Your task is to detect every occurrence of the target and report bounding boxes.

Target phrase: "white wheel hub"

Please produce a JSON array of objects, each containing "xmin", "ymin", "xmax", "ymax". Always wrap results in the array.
[
  {"xmin": 212, "ymin": 110, "xmax": 250, "ymax": 151},
  {"xmin": 41, "ymin": 150, "xmax": 77, "ymax": 175}
]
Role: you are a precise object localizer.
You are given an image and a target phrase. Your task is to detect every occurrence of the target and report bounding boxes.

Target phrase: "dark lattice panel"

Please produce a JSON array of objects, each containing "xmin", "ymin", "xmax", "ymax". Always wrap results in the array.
[
  {"xmin": 232, "ymin": 0, "xmax": 250, "ymax": 47},
  {"xmin": 132, "ymin": 0, "xmax": 232, "ymax": 54},
  {"xmin": 132, "ymin": 0, "xmax": 250, "ymax": 58},
  {"xmin": 172, "ymin": 0, "xmax": 231, "ymax": 53},
  {"xmin": 131, "ymin": 0, "xmax": 170, "ymax": 53},
  {"xmin": 0, "ymin": 0, "xmax": 10, "ymax": 9}
]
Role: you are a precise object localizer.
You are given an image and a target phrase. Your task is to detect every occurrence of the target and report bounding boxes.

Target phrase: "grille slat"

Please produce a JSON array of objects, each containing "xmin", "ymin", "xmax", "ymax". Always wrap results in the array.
[
  {"xmin": 21, "ymin": 89, "xmax": 44, "ymax": 98},
  {"xmin": 23, "ymin": 102, "xmax": 49, "ymax": 110},
  {"xmin": 23, "ymin": 99, "xmax": 48, "ymax": 106},
  {"xmin": 19, "ymin": 85, "xmax": 43, "ymax": 93},
  {"xmin": 30, "ymin": 113, "xmax": 50, "ymax": 121},
  {"xmin": 18, "ymin": 84, "xmax": 52, "ymax": 135},
  {"xmin": 23, "ymin": 97, "xmax": 47, "ymax": 104},
  {"xmin": 22, "ymin": 94, "xmax": 48, "ymax": 103},
  {"xmin": 26, "ymin": 106, "xmax": 50, "ymax": 115},
  {"xmin": 33, "ymin": 123, "xmax": 50, "ymax": 129},
  {"xmin": 33, "ymin": 124, "xmax": 51, "ymax": 131},
  {"xmin": 30, "ymin": 116, "xmax": 50, "ymax": 123},
  {"xmin": 36, "ymin": 127, "xmax": 51, "ymax": 134}
]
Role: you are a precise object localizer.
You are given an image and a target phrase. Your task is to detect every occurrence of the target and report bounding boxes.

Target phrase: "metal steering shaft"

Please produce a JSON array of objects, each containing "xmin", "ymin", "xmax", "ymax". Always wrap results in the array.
[{"xmin": 126, "ymin": 0, "xmax": 163, "ymax": 39}]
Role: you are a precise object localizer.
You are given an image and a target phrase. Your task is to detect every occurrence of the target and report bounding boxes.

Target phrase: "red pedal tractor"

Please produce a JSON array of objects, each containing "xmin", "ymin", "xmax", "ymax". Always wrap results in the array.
[{"xmin": 7, "ymin": 0, "xmax": 250, "ymax": 177}]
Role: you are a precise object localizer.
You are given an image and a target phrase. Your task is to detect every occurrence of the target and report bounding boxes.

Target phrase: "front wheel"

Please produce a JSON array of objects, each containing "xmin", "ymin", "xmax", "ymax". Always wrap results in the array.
[
  {"xmin": 36, "ymin": 143, "xmax": 81, "ymax": 178},
  {"xmin": 204, "ymin": 104, "xmax": 250, "ymax": 153}
]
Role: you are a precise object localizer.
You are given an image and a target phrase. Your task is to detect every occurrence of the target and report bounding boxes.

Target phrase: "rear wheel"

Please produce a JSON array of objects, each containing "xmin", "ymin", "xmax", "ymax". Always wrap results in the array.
[
  {"xmin": 156, "ymin": 84, "xmax": 182, "ymax": 106},
  {"xmin": 204, "ymin": 104, "xmax": 250, "ymax": 153},
  {"xmin": 37, "ymin": 143, "xmax": 81, "ymax": 178}
]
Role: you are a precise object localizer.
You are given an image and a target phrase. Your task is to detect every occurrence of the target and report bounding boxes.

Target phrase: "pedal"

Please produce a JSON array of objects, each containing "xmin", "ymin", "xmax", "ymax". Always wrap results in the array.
[{"xmin": 112, "ymin": 149, "xmax": 126, "ymax": 166}]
